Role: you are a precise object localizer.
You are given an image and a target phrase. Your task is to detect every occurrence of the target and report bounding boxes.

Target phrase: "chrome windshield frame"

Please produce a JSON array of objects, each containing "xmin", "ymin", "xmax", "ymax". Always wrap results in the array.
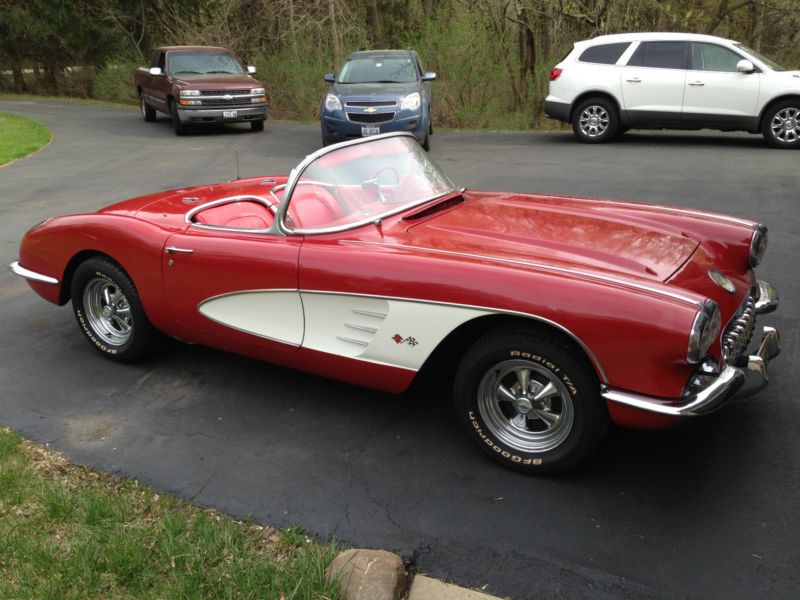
[{"xmin": 274, "ymin": 132, "xmax": 457, "ymax": 236}]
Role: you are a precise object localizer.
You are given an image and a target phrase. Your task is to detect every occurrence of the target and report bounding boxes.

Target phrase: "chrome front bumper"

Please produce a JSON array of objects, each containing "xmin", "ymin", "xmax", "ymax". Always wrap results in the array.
[
  {"xmin": 9, "ymin": 260, "xmax": 59, "ymax": 285},
  {"xmin": 603, "ymin": 320, "xmax": 780, "ymax": 419}
]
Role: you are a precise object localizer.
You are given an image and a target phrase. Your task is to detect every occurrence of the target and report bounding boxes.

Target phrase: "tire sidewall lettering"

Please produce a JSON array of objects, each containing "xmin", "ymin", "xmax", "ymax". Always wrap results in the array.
[{"xmin": 468, "ymin": 410, "xmax": 543, "ymax": 466}]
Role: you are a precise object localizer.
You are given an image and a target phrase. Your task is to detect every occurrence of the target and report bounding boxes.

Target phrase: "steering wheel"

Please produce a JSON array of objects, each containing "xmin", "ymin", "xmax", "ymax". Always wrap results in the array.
[{"xmin": 363, "ymin": 166, "xmax": 400, "ymax": 204}]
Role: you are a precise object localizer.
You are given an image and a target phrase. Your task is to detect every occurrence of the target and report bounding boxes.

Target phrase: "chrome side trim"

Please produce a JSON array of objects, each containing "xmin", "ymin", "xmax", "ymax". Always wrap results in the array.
[
  {"xmin": 352, "ymin": 308, "xmax": 388, "ymax": 319},
  {"xmin": 300, "ymin": 288, "xmax": 609, "ymax": 383},
  {"xmin": 336, "ymin": 335, "xmax": 370, "ymax": 347},
  {"xmin": 602, "ymin": 364, "xmax": 745, "ymax": 417},
  {"xmin": 755, "ymin": 279, "xmax": 779, "ymax": 314},
  {"xmin": 9, "ymin": 261, "xmax": 59, "ymax": 285},
  {"xmin": 343, "ymin": 240, "xmax": 703, "ymax": 308},
  {"xmin": 345, "ymin": 322, "xmax": 379, "ymax": 334}
]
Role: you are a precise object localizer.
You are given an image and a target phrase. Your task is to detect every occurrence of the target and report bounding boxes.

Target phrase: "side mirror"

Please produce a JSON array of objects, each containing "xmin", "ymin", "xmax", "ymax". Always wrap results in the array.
[
  {"xmin": 247, "ymin": 65, "xmax": 257, "ymax": 74},
  {"xmin": 324, "ymin": 73, "xmax": 335, "ymax": 83},
  {"xmin": 422, "ymin": 71, "xmax": 437, "ymax": 81},
  {"xmin": 149, "ymin": 67, "xmax": 163, "ymax": 76},
  {"xmin": 737, "ymin": 59, "xmax": 755, "ymax": 73}
]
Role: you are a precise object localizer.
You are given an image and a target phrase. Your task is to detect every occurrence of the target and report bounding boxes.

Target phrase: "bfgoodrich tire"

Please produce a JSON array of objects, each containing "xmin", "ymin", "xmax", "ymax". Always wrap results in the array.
[
  {"xmin": 571, "ymin": 97, "xmax": 619, "ymax": 143},
  {"xmin": 70, "ymin": 257, "xmax": 157, "ymax": 362},
  {"xmin": 454, "ymin": 328, "xmax": 608, "ymax": 474}
]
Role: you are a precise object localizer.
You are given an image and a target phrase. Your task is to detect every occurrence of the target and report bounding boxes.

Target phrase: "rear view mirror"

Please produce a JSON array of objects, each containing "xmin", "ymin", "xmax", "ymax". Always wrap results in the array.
[
  {"xmin": 247, "ymin": 65, "xmax": 257, "ymax": 74},
  {"xmin": 324, "ymin": 73, "xmax": 335, "ymax": 83},
  {"xmin": 149, "ymin": 67, "xmax": 163, "ymax": 76},
  {"xmin": 737, "ymin": 59, "xmax": 755, "ymax": 73}
]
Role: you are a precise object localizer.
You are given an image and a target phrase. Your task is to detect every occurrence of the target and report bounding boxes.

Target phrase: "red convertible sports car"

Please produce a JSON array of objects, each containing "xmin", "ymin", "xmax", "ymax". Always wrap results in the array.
[{"xmin": 11, "ymin": 132, "xmax": 780, "ymax": 473}]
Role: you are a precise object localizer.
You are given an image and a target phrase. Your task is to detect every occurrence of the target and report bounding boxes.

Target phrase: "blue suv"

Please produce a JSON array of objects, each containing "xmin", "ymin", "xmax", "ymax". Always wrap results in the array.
[{"xmin": 320, "ymin": 50, "xmax": 436, "ymax": 150}]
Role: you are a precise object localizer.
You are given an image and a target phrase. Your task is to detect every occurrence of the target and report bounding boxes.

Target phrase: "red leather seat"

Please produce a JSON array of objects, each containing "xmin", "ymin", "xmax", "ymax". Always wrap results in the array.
[
  {"xmin": 193, "ymin": 201, "xmax": 274, "ymax": 229},
  {"xmin": 287, "ymin": 185, "xmax": 342, "ymax": 228}
]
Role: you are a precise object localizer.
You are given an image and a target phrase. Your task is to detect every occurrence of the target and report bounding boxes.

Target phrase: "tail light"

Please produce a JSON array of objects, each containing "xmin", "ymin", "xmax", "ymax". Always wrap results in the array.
[{"xmin": 549, "ymin": 68, "xmax": 563, "ymax": 81}]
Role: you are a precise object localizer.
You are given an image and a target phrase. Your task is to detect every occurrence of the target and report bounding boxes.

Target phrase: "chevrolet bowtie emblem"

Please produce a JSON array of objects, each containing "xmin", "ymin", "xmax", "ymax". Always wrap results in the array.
[{"xmin": 364, "ymin": 107, "xmax": 377, "ymax": 113}]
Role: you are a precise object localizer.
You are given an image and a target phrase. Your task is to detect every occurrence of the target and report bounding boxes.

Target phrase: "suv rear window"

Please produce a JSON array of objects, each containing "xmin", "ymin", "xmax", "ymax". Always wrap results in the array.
[
  {"xmin": 579, "ymin": 43, "xmax": 631, "ymax": 65},
  {"xmin": 627, "ymin": 41, "xmax": 687, "ymax": 69}
]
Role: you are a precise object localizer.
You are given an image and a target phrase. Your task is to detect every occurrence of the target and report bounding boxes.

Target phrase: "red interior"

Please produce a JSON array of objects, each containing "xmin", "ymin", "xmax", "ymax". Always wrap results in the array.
[{"xmin": 193, "ymin": 201, "xmax": 274, "ymax": 229}]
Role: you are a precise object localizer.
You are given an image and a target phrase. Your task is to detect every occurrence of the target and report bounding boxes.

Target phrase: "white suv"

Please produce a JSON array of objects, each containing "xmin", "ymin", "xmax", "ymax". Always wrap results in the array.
[{"xmin": 545, "ymin": 32, "xmax": 800, "ymax": 148}]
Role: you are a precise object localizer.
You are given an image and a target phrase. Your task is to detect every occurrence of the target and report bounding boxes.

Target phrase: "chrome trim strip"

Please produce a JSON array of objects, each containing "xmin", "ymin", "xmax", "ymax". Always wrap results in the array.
[
  {"xmin": 530, "ymin": 193, "xmax": 757, "ymax": 227},
  {"xmin": 336, "ymin": 335, "xmax": 370, "ymax": 347},
  {"xmin": 352, "ymin": 308, "xmax": 388, "ymax": 319},
  {"xmin": 300, "ymin": 289, "xmax": 610, "ymax": 383},
  {"xmin": 343, "ymin": 240, "xmax": 703, "ymax": 308},
  {"xmin": 275, "ymin": 132, "xmax": 457, "ymax": 236},
  {"xmin": 9, "ymin": 261, "xmax": 59, "ymax": 285},
  {"xmin": 755, "ymin": 279, "xmax": 779, "ymax": 314},
  {"xmin": 602, "ymin": 364, "xmax": 745, "ymax": 417},
  {"xmin": 345, "ymin": 322, "xmax": 379, "ymax": 334}
]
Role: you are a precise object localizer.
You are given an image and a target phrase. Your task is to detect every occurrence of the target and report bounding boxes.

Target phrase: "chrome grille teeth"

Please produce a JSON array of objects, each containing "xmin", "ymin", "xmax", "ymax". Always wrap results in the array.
[{"xmin": 722, "ymin": 292, "xmax": 757, "ymax": 363}]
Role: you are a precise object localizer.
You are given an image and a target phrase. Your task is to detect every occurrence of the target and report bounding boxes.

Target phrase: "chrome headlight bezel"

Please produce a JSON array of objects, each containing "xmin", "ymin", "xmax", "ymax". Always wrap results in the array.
[
  {"xmin": 688, "ymin": 299, "xmax": 721, "ymax": 364},
  {"xmin": 250, "ymin": 87, "xmax": 266, "ymax": 95},
  {"xmin": 180, "ymin": 89, "xmax": 201, "ymax": 97},
  {"xmin": 749, "ymin": 224, "xmax": 768, "ymax": 268},
  {"xmin": 324, "ymin": 93, "xmax": 342, "ymax": 111}
]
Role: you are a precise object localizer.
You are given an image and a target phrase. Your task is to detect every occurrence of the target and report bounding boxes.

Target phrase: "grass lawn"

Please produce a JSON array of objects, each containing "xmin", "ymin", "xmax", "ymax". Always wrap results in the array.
[
  {"xmin": 0, "ymin": 112, "xmax": 52, "ymax": 166},
  {"xmin": 0, "ymin": 428, "xmax": 342, "ymax": 599}
]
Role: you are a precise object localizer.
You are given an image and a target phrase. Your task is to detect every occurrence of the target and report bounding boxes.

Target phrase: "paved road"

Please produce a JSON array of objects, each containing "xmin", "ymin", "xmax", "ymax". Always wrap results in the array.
[{"xmin": 1, "ymin": 99, "xmax": 798, "ymax": 599}]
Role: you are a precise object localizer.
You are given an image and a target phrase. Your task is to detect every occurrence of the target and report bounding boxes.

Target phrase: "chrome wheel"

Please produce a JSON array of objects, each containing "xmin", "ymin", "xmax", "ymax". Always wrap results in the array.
[
  {"xmin": 82, "ymin": 277, "xmax": 133, "ymax": 346},
  {"xmin": 578, "ymin": 105, "xmax": 609, "ymax": 138},
  {"xmin": 477, "ymin": 359, "xmax": 574, "ymax": 453},
  {"xmin": 770, "ymin": 107, "xmax": 800, "ymax": 143}
]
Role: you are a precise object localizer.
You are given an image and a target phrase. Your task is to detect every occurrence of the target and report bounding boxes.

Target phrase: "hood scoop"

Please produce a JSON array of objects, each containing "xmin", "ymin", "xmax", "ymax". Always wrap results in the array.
[{"xmin": 403, "ymin": 194, "xmax": 464, "ymax": 221}]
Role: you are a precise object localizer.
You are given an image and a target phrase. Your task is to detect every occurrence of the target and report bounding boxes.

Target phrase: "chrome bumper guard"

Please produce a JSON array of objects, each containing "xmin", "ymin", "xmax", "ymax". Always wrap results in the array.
[
  {"xmin": 602, "ymin": 325, "xmax": 781, "ymax": 417},
  {"xmin": 8, "ymin": 260, "xmax": 59, "ymax": 285}
]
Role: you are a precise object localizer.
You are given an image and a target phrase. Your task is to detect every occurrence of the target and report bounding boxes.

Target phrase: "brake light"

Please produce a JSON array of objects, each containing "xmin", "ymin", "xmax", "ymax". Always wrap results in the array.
[{"xmin": 549, "ymin": 68, "xmax": 563, "ymax": 81}]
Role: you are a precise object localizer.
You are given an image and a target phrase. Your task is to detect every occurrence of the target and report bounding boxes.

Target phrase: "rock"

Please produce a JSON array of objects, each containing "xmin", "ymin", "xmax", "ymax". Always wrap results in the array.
[{"xmin": 325, "ymin": 548, "xmax": 406, "ymax": 600}]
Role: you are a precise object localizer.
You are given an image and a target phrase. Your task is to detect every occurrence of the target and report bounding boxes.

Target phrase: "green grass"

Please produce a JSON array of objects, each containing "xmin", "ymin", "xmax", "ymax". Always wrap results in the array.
[
  {"xmin": 0, "ymin": 428, "xmax": 342, "ymax": 599},
  {"xmin": 0, "ymin": 112, "xmax": 52, "ymax": 166}
]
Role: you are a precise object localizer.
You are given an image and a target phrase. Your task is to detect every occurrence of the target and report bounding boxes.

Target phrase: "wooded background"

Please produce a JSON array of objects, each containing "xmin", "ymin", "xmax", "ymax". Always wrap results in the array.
[{"xmin": 2, "ymin": 0, "xmax": 799, "ymax": 129}]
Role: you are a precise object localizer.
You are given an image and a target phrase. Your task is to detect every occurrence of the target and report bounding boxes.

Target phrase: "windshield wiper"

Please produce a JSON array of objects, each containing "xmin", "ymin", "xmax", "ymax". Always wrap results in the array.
[
  {"xmin": 206, "ymin": 70, "xmax": 236, "ymax": 74},
  {"xmin": 173, "ymin": 71, "xmax": 201, "ymax": 74}
]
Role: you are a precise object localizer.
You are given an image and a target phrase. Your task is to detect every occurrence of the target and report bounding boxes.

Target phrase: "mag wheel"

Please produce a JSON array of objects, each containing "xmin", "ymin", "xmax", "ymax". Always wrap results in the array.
[
  {"xmin": 762, "ymin": 101, "xmax": 800, "ymax": 148},
  {"xmin": 70, "ymin": 257, "xmax": 156, "ymax": 362},
  {"xmin": 572, "ymin": 97, "xmax": 618, "ymax": 143},
  {"xmin": 454, "ymin": 328, "xmax": 608, "ymax": 474}
]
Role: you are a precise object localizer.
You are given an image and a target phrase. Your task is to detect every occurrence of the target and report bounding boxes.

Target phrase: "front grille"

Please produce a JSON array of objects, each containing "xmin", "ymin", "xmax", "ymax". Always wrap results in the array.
[
  {"xmin": 347, "ymin": 112, "xmax": 395, "ymax": 124},
  {"xmin": 345, "ymin": 101, "xmax": 397, "ymax": 107},
  {"xmin": 201, "ymin": 98, "xmax": 248, "ymax": 106},
  {"xmin": 202, "ymin": 89, "xmax": 250, "ymax": 96},
  {"xmin": 722, "ymin": 289, "xmax": 757, "ymax": 363}
]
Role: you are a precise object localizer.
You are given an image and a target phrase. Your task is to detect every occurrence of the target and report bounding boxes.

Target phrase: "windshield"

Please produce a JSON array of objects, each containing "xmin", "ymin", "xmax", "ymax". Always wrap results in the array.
[
  {"xmin": 338, "ymin": 56, "xmax": 418, "ymax": 83},
  {"xmin": 735, "ymin": 44, "xmax": 786, "ymax": 71},
  {"xmin": 284, "ymin": 135, "xmax": 456, "ymax": 232},
  {"xmin": 168, "ymin": 52, "xmax": 244, "ymax": 75}
]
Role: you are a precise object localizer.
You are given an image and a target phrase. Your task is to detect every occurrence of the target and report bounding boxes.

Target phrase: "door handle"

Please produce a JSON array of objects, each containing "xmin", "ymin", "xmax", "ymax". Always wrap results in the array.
[
  {"xmin": 626, "ymin": 77, "xmax": 642, "ymax": 83},
  {"xmin": 688, "ymin": 81, "xmax": 705, "ymax": 86},
  {"xmin": 165, "ymin": 246, "xmax": 194, "ymax": 254}
]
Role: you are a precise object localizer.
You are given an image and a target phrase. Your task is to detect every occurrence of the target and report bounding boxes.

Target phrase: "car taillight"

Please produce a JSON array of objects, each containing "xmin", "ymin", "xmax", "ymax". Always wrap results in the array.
[{"xmin": 549, "ymin": 68, "xmax": 563, "ymax": 81}]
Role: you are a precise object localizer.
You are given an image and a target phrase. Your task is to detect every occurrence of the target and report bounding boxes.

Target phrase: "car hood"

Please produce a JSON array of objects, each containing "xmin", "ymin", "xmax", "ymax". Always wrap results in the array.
[
  {"xmin": 331, "ymin": 81, "xmax": 418, "ymax": 100},
  {"xmin": 403, "ymin": 192, "xmax": 699, "ymax": 282},
  {"xmin": 172, "ymin": 73, "xmax": 260, "ymax": 88}
]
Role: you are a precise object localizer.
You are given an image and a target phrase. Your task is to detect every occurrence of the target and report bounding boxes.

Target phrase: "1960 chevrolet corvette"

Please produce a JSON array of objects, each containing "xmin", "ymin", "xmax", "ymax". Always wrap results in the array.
[{"xmin": 11, "ymin": 132, "xmax": 781, "ymax": 473}]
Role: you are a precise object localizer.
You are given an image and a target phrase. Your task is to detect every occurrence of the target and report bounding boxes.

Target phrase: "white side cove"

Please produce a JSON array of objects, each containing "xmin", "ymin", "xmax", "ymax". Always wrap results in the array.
[
  {"xmin": 300, "ymin": 292, "xmax": 491, "ymax": 370},
  {"xmin": 198, "ymin": 290, "xmax": 304, "ymax": 346},
  {"xmin": 197, "ymin": 289, "xmax": 491, "ymax": 370}
]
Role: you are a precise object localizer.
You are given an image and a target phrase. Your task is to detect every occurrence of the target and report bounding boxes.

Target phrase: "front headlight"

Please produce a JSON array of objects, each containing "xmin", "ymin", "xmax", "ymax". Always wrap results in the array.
[
  {"xmin": 749, "ymin": 224, "xmax": 768, "ymax": 268},
  {"xmin": 251, "ymin": 87, "xmax": 265, "ymax": 95},
  {"xmin": 687, "ymin": 299, "xmax": 721, "ymax": 364},
  {"xmin": 180, "ymin": 89, "xmax": 201, "ymax": 97},
  {"xmin": 324, "ymin": 94, "xmax": 342, "ymax": 111},
  {"xmin": 400, "ymin": 92, "xmax": 421, "ymax": 111}
]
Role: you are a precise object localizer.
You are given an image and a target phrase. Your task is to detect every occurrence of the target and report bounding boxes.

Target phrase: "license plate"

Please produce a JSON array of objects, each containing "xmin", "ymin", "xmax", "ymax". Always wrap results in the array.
[
  {"xmin": 223, "ymin": 110, "xmax": 238, "ymax": 118},
  {"xmin": 361, "ymin": 126, "xmax": 380, "ymax": 136}
]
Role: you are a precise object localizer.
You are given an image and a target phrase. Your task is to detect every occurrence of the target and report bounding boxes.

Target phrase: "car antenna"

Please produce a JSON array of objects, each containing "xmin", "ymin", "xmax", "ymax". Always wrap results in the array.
[{"xmin": 234, "ymin": 148, "xmax": 241, "ymax": 180}]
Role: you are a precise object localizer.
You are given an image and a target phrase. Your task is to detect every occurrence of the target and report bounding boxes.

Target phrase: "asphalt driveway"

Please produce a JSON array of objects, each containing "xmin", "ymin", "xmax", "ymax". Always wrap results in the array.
[{"xmin": 1, "ymin": 99, "xmax": 798, "ymax": 599}]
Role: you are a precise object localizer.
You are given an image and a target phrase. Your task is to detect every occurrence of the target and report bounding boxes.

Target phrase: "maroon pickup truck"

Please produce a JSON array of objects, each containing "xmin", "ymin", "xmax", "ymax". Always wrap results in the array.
[{"xmin": 134, "ymin": 46, "xmax": 269, "ymax": 135}]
